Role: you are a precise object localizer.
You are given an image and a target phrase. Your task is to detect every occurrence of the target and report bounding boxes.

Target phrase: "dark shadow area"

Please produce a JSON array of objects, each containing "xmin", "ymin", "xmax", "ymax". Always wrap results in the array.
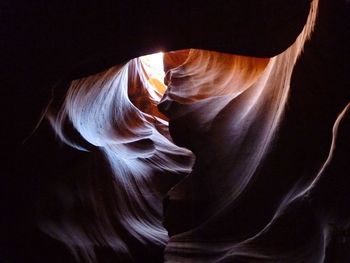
[{"xmin": 1, "ymin": 0, "xmax": 349, "ymax": 262}]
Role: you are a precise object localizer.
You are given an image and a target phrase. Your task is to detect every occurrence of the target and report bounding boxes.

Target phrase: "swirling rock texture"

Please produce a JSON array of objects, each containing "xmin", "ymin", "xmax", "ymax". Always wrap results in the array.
[{"xmin": 1, "ymin": 0, "xmax": 350, "ymax": 263}]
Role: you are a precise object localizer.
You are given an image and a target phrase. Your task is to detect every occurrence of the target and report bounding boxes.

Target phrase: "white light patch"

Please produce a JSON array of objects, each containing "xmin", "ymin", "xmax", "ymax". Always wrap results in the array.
[{"xmin": 140, "ymin": 52, "xmax": 167, "ymax": 99}]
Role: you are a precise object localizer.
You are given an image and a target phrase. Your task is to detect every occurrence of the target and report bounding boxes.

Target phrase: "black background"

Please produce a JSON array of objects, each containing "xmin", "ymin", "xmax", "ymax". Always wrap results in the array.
[{"xmin": 1, "ymin": 0, "xmax": 350, "ymax": 262}]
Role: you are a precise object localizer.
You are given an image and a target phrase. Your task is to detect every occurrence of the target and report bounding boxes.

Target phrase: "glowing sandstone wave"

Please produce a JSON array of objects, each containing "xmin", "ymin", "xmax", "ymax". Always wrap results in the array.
[{"xmin": 38, "ymin": 1, "xmax": 350, "ymax": 262}]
